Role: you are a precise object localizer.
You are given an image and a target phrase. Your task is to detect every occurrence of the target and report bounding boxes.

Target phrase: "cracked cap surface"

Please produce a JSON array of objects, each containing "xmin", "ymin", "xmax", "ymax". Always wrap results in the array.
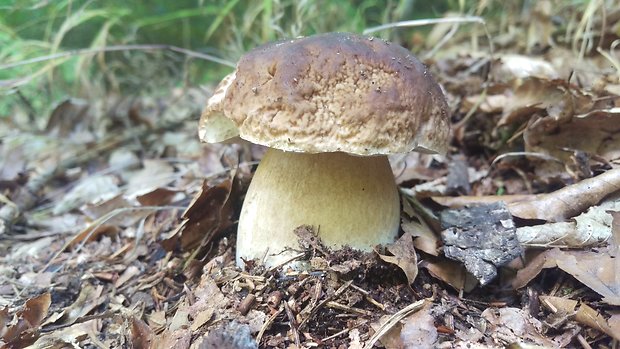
[{"xmin": 199, "ymin": 32, "xmax": 450, "ymax": 155}]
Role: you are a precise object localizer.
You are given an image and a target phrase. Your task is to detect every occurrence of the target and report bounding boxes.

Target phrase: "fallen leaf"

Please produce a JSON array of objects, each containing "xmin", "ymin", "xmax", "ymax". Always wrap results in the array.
[
  {"xmin": 29, "ymin": 319, "xmax": 98, "ymax": 349},
  {"xmin": 44, "ymin": 283, "xmax": 104, "ymax": 327},
  {"xmin": 421, "ymin": 259, "xmax": 474, "ymax": 292},
  {"xmin": 125, "ymin": 159, "xmax": 175, "ymax": 199},
  {"xmin": 131, "ymin": 317, "xmax": 154, "ymax": 349},
  {"xmin": 481, "ymin": 307, "xmax": 554, "ymax": 347},
  {"xmin": 114, "ymin": 265, "xmax": 141, "ymax": 288},
  {"xmin": 541, "ymin": 296, "xmax": 620, "ymax": 341},
  {"xmin": 0, "ymin": 307, "xmax": 8, "ymax": 336},
  {"xmin": 45, "ymin": 99, "xmax": 90, "ymax": 137},
  {"xmin": 81, "ymin": 195, "xmax": 142, "ymax": 227},
  {"xmin": 377, "ymin": 232, "xmax": 418, "ymax": 284},
  {"xmin": 512, "ymin": 245, "xmax": 620, "ymax": 306},
  {"xmin": 136, "ymin": 187, "xmax": 180, "ymax": 206},
  {"xmin": 401, "ymin": 216, "xmax": 439, "ymax": 256},
  {"xmin": 162, "ymin": 178, "xmax": 234, "ymax": 251},
  {"xmin": 575, "ymin": 303, "xmax": 620, "ymax": 340},
  {"xmin": 2, "ymin": 293, "xmax": 51, "ymax": 347},
  {"xmin": 53, "ymin": 175, "xmax": 120, "ymax": 215},
  {"xmin": 508, "ymin": 167, "xmax": 620, "ymax": 222},
  {"xmin": 495, "ymin": 55, "xmax": 558, "ymax": 80},
  {"xmin": 511, "ymin": 250, "xmax": 558, "ymax": 289},
  {"xmin": 516, "ymin": 198, "xmax": 620, "ymax": 247},
  {"xmin": 525, "ymin": 108, "xmax": 620, "ymax": 166},
  {"xmin": 400, "ymin": 304, "xmax": 437, "ymax": 348},
  {"xmin": 500, "ymin": 77, "xmax": 591, "ymax": 127},
  {"xmin": 20, "ymin": 293, "xmax": 51, "ymax": 328}
]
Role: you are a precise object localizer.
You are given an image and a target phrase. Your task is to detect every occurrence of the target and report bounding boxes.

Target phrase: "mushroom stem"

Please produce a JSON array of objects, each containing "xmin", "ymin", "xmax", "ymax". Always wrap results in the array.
[{"xmin": 237, "ymin": 148, "xmax": 400, "ymax": 267}]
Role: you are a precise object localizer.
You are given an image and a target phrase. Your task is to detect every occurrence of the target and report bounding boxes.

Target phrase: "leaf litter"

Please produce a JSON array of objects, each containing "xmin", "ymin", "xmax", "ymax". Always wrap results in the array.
[{"xmin": 2, "ymin": 3, "xmax": 620, "ymax": 348}]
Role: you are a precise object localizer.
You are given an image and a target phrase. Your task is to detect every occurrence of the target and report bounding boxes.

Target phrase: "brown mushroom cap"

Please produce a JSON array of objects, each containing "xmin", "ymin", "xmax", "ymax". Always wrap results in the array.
[{"xmin": 199, "ymin": 32, "xmax": 450, "ymax": 155}]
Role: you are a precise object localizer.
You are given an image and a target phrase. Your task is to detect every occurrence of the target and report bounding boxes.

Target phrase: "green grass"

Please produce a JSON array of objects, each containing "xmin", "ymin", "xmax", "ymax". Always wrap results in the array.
[{"xmin": 0, "ymin": 0, "xmax": 516, "ymax": 120}]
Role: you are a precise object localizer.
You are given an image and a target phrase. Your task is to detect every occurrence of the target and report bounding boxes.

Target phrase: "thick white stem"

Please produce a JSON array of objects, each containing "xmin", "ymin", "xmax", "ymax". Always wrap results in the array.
[{"xmin": 237, "ymin": 148, "xmax": 400, "ymax": 267}]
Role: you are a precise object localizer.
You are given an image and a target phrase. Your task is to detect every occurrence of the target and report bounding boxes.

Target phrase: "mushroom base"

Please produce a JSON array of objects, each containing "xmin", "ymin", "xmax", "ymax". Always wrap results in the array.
[{"xmin": 237, "ymin": 148, "xmax": 400, "ymax": 268}]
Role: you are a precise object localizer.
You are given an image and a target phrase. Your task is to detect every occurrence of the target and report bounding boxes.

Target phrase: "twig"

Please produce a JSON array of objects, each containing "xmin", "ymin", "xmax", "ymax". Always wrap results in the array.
[
  {"xmin": 256, "ymin": 305, "xmax": 283, "ymax": 345},
  {"xmin": 320, "ymin": 327, "xmax": 352, "ymax": 343},
  {"xmin": 325, "ymin": 301, "xmax": 374, "ymax": 316},
  {"xmin": 283, "ymin": 300, "xmax": 301, "ymax": 348},
  {"xmin": 350, "ymin": 283, "xmax": 385, "ymax": 311},
  {"xmin": 363, "ymin": 299, "xmax": 428, "ymax": 349},
  {"xmin": 299, "ymin": 280, "xmax": 353, "ymax": 329}
]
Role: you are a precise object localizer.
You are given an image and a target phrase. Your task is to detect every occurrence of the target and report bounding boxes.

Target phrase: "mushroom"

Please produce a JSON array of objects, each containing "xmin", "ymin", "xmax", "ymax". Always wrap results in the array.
[{"xmin": 199, "ymin": 33, "xmax": 449, "ymax": 267}]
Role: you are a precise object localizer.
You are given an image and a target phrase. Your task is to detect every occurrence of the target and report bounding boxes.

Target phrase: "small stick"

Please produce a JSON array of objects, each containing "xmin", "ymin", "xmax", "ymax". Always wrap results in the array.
[
  {"xmin": 325, "ymin": 301, "xmax": 374, "ymax": 316},
  {"xmin": 256, "ymin": 305, "xmax": 283, "ymax": 345},
  {"xmin": 320, "ymin": 327, "xmax": 352, "ymax": 342},
  {"xmin": 283, "ymin": 300, "xmax": 301, "ymax": 348},
  {"xmin": 363, "ymin": 299, "xmax": 427, "ymax": 349},
  {"xmin": 350, "ymin": 283, "xmax": 385, "ymax": 311},
  {"xmin": 237, "ymin": 294, "xmax": 256, "ymax": 316},
  {"xmin": 299, "ymin": 280, "xmax": 353, "ymax": 329}
]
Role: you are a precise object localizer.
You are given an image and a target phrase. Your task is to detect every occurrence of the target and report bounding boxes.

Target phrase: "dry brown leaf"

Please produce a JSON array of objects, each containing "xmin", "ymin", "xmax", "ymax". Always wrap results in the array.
[
  {"xmin": 481, "ymin": 307, "xmax": 554, "ymax": 347},
  {"xmin": 508, "ymin": 167, "xmax": 620, "ymax": 222},
  {"xmin": 525, "ymin": 108, "xmax": 620, "ymax": 165},
  {"xmin": 401, "ymin": 216, "xmax": 439, "ymax": 256},
  {"xmin": 80, "ymin": 195, "xmax": 143, "ymax": 227},
  {"xmin": 399, "ymin": 304, "xmax": 437, "ymax": 348},
  {"xmin": 188, "ymin": 276, "xmax": 230, "ymax": 325},
  {"xmin": 146, "ymin": 311, "xmax": 166, "ymax": 332},
  {"xmin": 421, "ymin": 259, "xmax": 474, "ymax": 292},
  {"xmin": 517, "ymin": 199, "xmax": 620, "ymax": 247},
  {"xmin": 20, "ymin": 293, "xmax": 51, "ymax": 328},
  {"xmin": 608, "ymin": 312, "xmax": 620, "ymax": 337},
  {"xmin": 496, "ymin": 55, "xmax": 558, "ymax": 80},
  {"xmin": 131, "ymin": 317, "xmax": 154, "ymax": 349},
  {"xmin": 555, "ymin": 252, "xmax": 620, "ymax": 305},
  {"xmin": 512, "ymin": 246, "xmax": 620, "ymax": 305},
  {"xmin": 45, "ymin": 99, "xmax": 90, "ymax": 137},
  {"xmin": 539, "ymin": 295, "xmax": 579, "ymax": 314},
  {"xmin": 511, "ymin": 250, "xmax": 558, "ymax": 289},
  {"xmin": 499, "ymin": 78, "xmax": 590, "ymax": 127},
  {"xmin": 136, "ymin": 187, "xmax": 180, "ymax": 206},
  {"xmin": 377, "ymin": 232, "xmax": 418, "ymax": 284},
  {"xmin": 53, "ymin": 175, "xmax": 120, "ymax": 215},
  {"xmin": 29, "ymin": 319, "xmax": 98, "ymax": 349},
  {"xmin": 575, "ymin": 303, "xmax": 620, "ymax": 340},
  {"xmin": 67, "ymin": 224, "xmax": 120, "ymax": 249},
  {"xmin": 0, "ymin": 307, "xmax": 8, "ymax": 336},
  {"xmin": 541, "ymin": 296, "xmax": 620, "ymax": 341},
  {"xmin": 162, "ymin": 178, "xmax": 234, "ymax": 251},
  {"xmin": 44, "ymin": 284, "xmax": 104, "ymax": 327},
  {"xmin": 125, "ymin": 159, "xmax": 175, "ymax": 199},
  {"xmin": 1, "ymin": 293, "xmax": 51, "ymax": 347},
  {"xmin": 114, "ymin": 265, "xmax": 141, "ymax": 288}
]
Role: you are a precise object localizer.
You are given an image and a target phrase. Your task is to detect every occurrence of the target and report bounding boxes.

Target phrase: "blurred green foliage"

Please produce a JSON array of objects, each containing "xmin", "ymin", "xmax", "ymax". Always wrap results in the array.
[{"xmin": 0, "ymin": 0, "xmax": 491, "ymax": 118}]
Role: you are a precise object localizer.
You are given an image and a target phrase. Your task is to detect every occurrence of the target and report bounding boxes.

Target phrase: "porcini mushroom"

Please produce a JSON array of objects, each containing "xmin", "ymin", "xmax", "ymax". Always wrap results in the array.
[{"xmin": 199, "ymin": 33, "xmax": 449, "ymax": 267}]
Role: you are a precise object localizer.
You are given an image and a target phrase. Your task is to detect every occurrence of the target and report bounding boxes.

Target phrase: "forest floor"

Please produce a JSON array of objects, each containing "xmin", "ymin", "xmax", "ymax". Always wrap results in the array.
[{"xmin": 2, "ymin": 3, "xmax": 620, "ymax": 349}]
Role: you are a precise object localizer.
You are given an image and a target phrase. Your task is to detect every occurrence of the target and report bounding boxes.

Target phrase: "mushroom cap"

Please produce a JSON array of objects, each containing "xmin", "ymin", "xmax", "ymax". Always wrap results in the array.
[{"xmin": 199, "ymin": 32, "xmax": 450, "ymax": 155}]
